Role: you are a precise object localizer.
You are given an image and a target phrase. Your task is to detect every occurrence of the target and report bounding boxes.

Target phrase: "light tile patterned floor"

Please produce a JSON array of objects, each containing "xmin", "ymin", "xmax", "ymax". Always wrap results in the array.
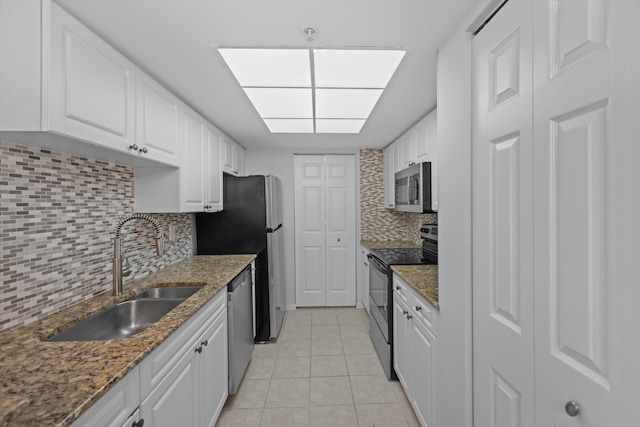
[{"xmin": 216, "ymin": 307, "xmax": 420, "ymax": 427}]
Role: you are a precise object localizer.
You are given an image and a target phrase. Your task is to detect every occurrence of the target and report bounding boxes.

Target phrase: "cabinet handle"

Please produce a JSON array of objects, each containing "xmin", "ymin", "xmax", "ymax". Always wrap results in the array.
[
  {"xmin": 139, "ymin": 147, "xmax": 148, "ymax": 154},
  {"xmin": 402, "ymin": 310, "xmax": 408, "ymax": 315},
  {"xmin": 195, "ymin": 346, "xmax": 203, "ymax": 353},
  {"xmin": 415, "ymin": 306, "xmax": 422, "ymax": 311},
  {"xmin": 201, "ymin": 340, "xmax": 208, "ymax": 347},
  {"xmin": 132, "ymin": 419, "xmax": 144, "ymax": 427},
  {"xmin": 129, "ymin": 144, "xmax": 139, "ymax": 151},
  {"xmin": 396, "ymin": 286, "xmax": 401, "ymax": 291},
  {"xmin": 364, "ymin": 262, "xmax": 368, "ymax": 267},
  {"xmin": 406, "ymin": 314, "xmax": 413, "ymax": 320}
]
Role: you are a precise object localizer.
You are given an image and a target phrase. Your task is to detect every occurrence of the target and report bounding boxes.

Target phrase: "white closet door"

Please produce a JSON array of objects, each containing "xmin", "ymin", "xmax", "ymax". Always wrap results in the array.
[
  {"xmin": 294, "ymin": 155, "xmax": 326, "ymax": 306},
  {"xmin": 533, "ymin": 1, "xmax": 640, "ymax": 425},
  {"xmin": 325, "ymin": 155, "xmax": 356, "ymax": 306},
  {"xmin": 294, "ymin": 155, "xmax": 356, "ymax": 307},
  {"xmin": 472, "ymin": 1, "xmax": 535, "ymax": 426}
]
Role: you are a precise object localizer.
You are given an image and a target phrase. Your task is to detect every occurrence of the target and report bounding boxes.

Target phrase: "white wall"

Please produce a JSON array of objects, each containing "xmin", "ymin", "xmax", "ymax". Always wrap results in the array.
[
  {"xmin": 245, "ymin": 148, "xmax": 361, "ymax": 310},
  {"xmin": 436, "ymin": 1, "xmax": 490, "ymax": 425}
]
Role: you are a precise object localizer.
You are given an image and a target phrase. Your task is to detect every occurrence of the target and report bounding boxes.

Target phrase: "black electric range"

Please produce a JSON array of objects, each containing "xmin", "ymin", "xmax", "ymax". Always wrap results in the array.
[
  {"xmin": 368, "ymin": 225, "xmax": 438, "ymax": 380},
  {"xmin": 368, "ymin": 247, "xmax": 436, "ymax": 267}
]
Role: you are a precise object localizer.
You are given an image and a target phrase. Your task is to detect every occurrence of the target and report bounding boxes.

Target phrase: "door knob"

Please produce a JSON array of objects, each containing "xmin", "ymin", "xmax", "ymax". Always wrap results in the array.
[{"xmin": 565, "ymin": 401, "xmax": 580, "ymax": 417}]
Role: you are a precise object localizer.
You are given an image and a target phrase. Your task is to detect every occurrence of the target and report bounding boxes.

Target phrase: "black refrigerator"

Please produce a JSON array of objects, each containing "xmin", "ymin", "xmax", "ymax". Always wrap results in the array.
[{"xmin": 195, "ymin": 174, "xmax": 284, "ymax": 342}]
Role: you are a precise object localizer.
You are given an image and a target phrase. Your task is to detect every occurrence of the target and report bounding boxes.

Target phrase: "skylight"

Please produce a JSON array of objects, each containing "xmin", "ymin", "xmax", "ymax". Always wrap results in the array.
[{"xmin": 218, "ymin": 48, "xmax": 405, "ymax": 134}]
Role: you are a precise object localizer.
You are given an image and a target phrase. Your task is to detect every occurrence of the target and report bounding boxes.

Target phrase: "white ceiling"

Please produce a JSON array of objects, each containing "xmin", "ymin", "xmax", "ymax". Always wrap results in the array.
[{"xmin": 55, "ymin": 0, "xmax": 477, "ymax": 150}]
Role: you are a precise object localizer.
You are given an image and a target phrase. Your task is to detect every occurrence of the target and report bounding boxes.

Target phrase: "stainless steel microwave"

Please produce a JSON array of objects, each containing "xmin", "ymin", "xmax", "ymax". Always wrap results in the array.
[{"xmin": 394, "ymin": 162, "xmax": 434, "ymax": 213}]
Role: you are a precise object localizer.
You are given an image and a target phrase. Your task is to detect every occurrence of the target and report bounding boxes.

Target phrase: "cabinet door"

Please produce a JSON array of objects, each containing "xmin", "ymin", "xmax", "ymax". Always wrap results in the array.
[
  {"xmin": 136, "ymin": 71, "xmax": 181, "ymax": 166},
  {"xmin": 383, "ymin": 146, "xmax": 395, "ymax": 208},
  {"xmin": 141, "ymin": 352, "xmax": 198, "ymax": 427},
  {"xmin": 401, "ymin": 133, "xmax": 415, "ymax": 167},
  {"xmin": 199, "ymin": 308, "xmax": 228, "ymax": 427},
  {"xmin": 412, "ymin": 318, "xmax": 436, "ymax": 427},
  {"xmin": 394, "ymin": 140, "xmax": 404, "ymax": 172},
  {"xmin": 181, "ymin": 109, "xmax": 205, "ymax": 212},
  {"xmin": 415, "ymin": 116, "xmax": 430, "ymax": 163},
  {"xmin": 393, "ymin": 293, "xmax": 411, "ymax": 392},
  {"xmin": 48, "ymin": 2, "xmax": 135, "ymax": 151},
  {"xmin": 205, "ymin": 126, "xmax": 223, "ymax": 212},
  {"xmin": 235, "ymin": 144, "xmax": 245, "ymax": 175},
  {"xmin": 222, "ymin": 136, "xmax": 235, "ymax": 175}
]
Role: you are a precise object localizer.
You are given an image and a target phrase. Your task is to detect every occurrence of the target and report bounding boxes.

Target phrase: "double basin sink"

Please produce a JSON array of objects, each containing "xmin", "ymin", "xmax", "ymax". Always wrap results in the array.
[{"xmin": 47, "ymin": 286, "xmax": 202, "ymax": 342}]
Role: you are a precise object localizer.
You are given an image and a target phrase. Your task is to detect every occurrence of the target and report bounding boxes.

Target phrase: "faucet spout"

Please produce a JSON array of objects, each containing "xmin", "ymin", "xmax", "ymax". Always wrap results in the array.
[{"xmin": 113, "ymin": 214, "xmax": 164, "ymax": 296}]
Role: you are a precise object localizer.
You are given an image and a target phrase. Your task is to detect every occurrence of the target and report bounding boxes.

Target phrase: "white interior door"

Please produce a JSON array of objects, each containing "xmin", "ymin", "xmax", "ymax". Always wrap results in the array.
[
  {"xmin": 294, "ymin": 155, "xmax": 356, "ymax": 307},
  {"xmin": 532, "ymin": 1, "xmax": 640, "ymax": 425},
  {"xmin": 325, "ymin": 155, "xmax": 356, "ymax": 306},
  {"xmin": 474, "ymin": 1, "xmax": 640, "ymax": 426},
  {"xmin": 294, "ymin": 155, "xmax": 326, "ymax": 306},
  {"xmin": 472, "ymin": 0, "xmax": 535, "ymax": 425}
]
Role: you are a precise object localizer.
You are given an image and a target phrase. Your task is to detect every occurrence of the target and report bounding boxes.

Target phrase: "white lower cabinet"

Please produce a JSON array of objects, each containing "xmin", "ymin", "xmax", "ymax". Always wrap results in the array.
[
  {"xmin": 393, "ymin": 274, "xmax": 438, "ymax": 427},
  {"xmin": 140, "ymin": 289, "xmax": 228, "ymax": 427},
  {"xmin": 72, "ymin": 288, "xmax": 229, "ymax": 427}
]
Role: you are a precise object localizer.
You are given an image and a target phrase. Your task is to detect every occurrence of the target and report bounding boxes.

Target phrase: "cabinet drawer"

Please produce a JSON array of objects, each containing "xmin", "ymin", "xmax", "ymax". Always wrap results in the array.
[
  {"xmin": 411, "ymin": 292, "xmax": 437, "ymax": 335},
  {"xmin": 72, "ymin": 366, "xmax": 139, "ymax": 427},
  {"xmin": 392, "ymin": 274, "xmax": 409, "ymax": 304},
  {"xmin": 139, "ymin": 289, "xmax": 226, "ymax": 397}
]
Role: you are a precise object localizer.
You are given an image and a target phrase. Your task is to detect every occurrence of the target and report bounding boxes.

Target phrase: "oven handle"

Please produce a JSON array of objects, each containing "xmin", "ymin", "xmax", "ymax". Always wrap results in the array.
[{"xmin": 367, "ymin": 254, "xmax": 389, "ymax": 274}]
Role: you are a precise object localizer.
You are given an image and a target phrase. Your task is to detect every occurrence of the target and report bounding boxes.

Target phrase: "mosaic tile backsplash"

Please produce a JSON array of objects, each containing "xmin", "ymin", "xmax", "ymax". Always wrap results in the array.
[
  {"xmin": 360, "ymin": 149, "xmax": 437, "ymax": 244},
  {"xmin": 0, "ymin": 140, "xmax": 192, "ymax": 333}
]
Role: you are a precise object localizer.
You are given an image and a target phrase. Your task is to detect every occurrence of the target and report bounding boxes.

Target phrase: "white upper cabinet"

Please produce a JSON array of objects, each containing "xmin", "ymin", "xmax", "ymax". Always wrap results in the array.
[
  {"xmin": 180, "ymin": 108, "xmax": 206, "ymax": 212},
  {"xmin": 0, "ymin": 0, "xmax": 204, "ymax": 170},
  {"xmin": 222, "ymin": 136, "xmax": 245, "ymax": 176},
  {"xmin": 205, "ymin": 125, "xmax": 224, "ymax": 212},
  {"xmin": 136, "ymin": 70, "xmax": 181, "ymax": 166},
  {"xmin": 134, "ymin": 111, "xmax": 227, "ymax": 214},
  {"xmin": 383, "ymin": 108, "xmax": 438, "ymax": 210},
  {"xmin": 47, "ymin": 2, "xmax": 136, "ymax": 153},
  {"xmin": 383, "ymin": 145, "xmax": 395, "ymax": 208},
  {"xmin": 0, "ymin": 0, "xmax": 145, "ymax": 165}
]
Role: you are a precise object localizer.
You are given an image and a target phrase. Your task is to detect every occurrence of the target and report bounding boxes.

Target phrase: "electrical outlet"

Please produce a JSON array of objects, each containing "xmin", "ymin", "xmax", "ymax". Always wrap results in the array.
[{"xmin": 169, "ymin": 225, "xmax": 176, "ymax": 241}]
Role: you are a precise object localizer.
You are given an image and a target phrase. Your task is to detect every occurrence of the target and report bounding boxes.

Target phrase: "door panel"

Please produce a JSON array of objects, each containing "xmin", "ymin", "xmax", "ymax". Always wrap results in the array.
[
  {"xmin": 473, "ymin": 1, "xmax": 534, "ymax": 426},
  {"xmin": 325, "ymin": 155, "xmax": 356, "ymax": 306},
  {"xmin": 294, "ymin": 155, "xmax": 356, "ymax": 307},
  {"xmin": 294, "ymin": 156, "xmax": 326, "ymax": 306},
  {"xmin": 533, "ymin": 1, "xmax": 640, "ymax": 425}
]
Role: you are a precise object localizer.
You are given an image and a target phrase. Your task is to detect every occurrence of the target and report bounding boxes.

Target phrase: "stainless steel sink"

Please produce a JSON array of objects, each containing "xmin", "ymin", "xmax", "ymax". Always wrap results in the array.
[
  {"xmin": 131, "ymin": 286, "xmax": 201, "ymax": 300},
  {"xmin": 47, "ymin": 299, "xmax": 183, "ymax": 342}
]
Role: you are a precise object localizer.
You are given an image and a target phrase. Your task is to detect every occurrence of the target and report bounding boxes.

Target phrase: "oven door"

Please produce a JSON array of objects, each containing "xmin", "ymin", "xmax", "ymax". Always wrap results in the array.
[{"xmin": 368, "ymin": 254, "xmax": 390, "ymax": 337}]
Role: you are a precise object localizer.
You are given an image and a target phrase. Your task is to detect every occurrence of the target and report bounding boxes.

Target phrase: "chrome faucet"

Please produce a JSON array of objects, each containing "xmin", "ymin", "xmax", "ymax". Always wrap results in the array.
[{"xmin": 113, "ymin": 214, "xmax": 164, "ymax": 296}]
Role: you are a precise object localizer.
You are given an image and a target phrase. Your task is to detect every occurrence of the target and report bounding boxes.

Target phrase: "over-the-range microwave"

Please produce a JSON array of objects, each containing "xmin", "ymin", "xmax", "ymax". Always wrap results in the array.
[{"xmin": 394, "ymin": 162, "xmax": 435, "ymax": 213}]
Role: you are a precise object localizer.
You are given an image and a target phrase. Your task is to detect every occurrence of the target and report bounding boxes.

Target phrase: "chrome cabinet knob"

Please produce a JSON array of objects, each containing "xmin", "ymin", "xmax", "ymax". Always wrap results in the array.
[
  {"xmin": 337, "ymin": 238, "xmax": 341, "ymax": 242},
  {"xmin": 132, "ymin": 419, "xmax": 144, "ymax": 427},
  {"xmin": 139, "ymin": 146, "xmax": 148, "ymax": 154},
  {"xmin": 402, "ymin": 310, "xmax": 408, "ymax": 315},
  {"xmin": 396, "ymin": 286, "xmax": 401, "ymax": 291},
  {"xmin": 201, "ymin": 340, "xmax": 208, "ymax": 347},
  {"xmin": 129, "ymin": 144, "xmax": 139, "ymax": 151},
  {"xmin": 406, "ymin": 314, "xmax": 412, "ymax": 319},
  {"xmin": 415, "ymin": 306, "xmax": 422, "ymax": 311},
  {"xmin": 565, "ymin": 401, "xmax": 580, "ymax": 417},
  {"xmin": 195, "ymin": 346, "xmax": 203, "ymax": 354}
]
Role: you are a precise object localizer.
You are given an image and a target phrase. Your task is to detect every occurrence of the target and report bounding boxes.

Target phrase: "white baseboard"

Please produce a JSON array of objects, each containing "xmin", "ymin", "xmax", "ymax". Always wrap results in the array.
[{"xmin": 284, "ymin": 304, "xmax": 297, "ymax": 311}]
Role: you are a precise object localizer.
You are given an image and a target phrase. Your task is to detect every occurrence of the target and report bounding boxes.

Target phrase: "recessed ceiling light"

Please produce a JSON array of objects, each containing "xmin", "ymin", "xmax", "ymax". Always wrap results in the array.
[{"xmin": 217, "ymin": 47, "xmax": 405, "ymax": 134}]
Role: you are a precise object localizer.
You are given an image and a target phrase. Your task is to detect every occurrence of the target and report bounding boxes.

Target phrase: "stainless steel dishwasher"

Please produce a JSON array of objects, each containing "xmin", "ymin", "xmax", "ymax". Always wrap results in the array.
[{"xmin": 228, "ymin": 265, "xmax": 254, "ymax": 395}]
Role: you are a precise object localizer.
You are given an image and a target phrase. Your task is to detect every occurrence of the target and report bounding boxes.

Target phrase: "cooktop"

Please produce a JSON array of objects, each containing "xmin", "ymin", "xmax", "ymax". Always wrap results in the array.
[{"xmin": 369, "ymin": 247, "xmax": 436, "ymax": 266}]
